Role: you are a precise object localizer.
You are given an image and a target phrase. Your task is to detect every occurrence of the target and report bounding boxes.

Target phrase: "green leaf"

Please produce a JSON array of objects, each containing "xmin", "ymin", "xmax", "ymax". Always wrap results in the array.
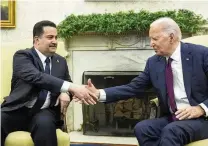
[{"xmin": 57, "ymin": 9, "xmax": 207, "ymax": 38}]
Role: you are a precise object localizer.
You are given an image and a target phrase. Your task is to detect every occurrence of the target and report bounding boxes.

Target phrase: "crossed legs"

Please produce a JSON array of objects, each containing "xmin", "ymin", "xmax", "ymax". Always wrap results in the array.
[{"xmin": 134, "ymin": 117, "xmax": 208, "ymax": 146}]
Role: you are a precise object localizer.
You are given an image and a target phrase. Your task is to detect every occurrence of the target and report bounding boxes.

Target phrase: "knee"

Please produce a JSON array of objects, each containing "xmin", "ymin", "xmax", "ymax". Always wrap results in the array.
[
  {"xmin": 30, "ymin": 116, "xmax": 57, "ymax": 145},
  {"xmin": 33, "ymin": 116, "xmax": 56, "ymax": 130},
  {"xmin": 161, "ymin": 123, "xmax": 183, "ymax": 138},
  {"xmin": 30, "ymin": 116, "xmax": 56, "ymax": 139},
  {"xmin": 134, "ymin": 121, "xmax": 150, "ymax": 137}
]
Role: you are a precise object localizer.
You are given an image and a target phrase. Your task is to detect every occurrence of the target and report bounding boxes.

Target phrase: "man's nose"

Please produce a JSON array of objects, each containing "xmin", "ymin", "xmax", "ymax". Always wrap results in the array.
[
  {"xmin": 52, "ymin": 38, "xmax": 57, "ymax": 44},
  {"xmin": 150, "ymin": 40, "xmax": 154, "ymax": 47}
]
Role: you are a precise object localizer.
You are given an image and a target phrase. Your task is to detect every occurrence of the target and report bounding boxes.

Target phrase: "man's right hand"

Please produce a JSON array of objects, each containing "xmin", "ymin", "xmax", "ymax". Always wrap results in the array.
[
  {"xmin": 86, "ymin": 78, "xmax": 100, "ymax": 97},
  {"xmin": 72, "ymin": 79, "xmax": 100, "ymax": 105},
  {"xmin": 69, "ymin": 84, "xmax": 98, "ymax": 105}
]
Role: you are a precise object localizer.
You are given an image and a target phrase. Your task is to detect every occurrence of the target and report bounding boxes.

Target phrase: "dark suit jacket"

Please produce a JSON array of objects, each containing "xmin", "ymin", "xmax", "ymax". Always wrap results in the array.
[
  {"xmin": 1, "ymin": 47, "xmax": 72, "ymax": 112},
  {"xmin": 104, "ymin": 42, "xmax": 208, "ymax": 116}
]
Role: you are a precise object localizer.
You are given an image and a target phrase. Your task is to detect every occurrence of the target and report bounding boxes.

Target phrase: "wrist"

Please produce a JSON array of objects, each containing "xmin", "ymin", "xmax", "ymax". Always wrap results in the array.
[
  {"xmin": 96, "ymin": 90, "xmax": 100, "ymax": 99},
  {"xmin": 198, "ymin": 105, "xmax": 206, "ymax": 116},
  {"xmin": 68, "ymin": 83, "xmax": 81, "ymax": 94},
  {"xmin": 68, "ymin": 86, "xmax": 76, "ymax": 95},
  {"xmin": 66, "ymin": 92, "xmax": 73, "ymax": 101}
]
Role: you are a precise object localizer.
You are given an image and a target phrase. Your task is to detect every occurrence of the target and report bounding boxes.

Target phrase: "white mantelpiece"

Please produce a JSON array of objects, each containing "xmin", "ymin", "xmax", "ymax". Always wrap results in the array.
[{"xmin": 65, "ymin": 34, "xmax": 155, "ymax": 131}]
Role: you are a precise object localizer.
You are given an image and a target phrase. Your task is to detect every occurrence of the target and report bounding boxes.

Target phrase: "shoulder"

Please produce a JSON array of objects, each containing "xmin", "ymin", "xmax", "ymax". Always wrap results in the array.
[
  {"xmin": 147, "ymin": 54, "xmax": 160, "ymax": 63},
  {"xmin": 182, "ymin": 42, "xmax": 208, "ymax": 53},
  {"xmin": 15, "ymin": 48, "xmax": 32, "ymax": 53},
  {"xmin": 53, "ymin": 53, "xmax": 66, "ymax": 62},
  {"xmin": 52, "ymin": 53, "xmax": 67, "ymax": 66},
  {"xmin": 53, "ymin": 53, "xmax": 66, "ymax": 60},
  {"xmin": 14, "ymin": 48, "xmax": 34, "ymax": 58}
]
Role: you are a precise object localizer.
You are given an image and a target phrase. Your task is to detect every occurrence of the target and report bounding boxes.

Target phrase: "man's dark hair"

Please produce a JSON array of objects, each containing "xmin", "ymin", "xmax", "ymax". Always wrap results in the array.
[{"xmin": 33, "ymin": 20, "xmax": 56, "ymax": 39}]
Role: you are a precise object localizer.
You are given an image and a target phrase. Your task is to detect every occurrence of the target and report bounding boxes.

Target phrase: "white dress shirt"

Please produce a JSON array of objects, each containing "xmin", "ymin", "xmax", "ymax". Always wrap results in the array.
[
  {"xmin": 26, "ymin": 48, "xmax": 75, "ymax": 109},
  {"xmin": 170, "ymin": 43, "xmax": 189, "ymax": 110},
  {"xmin": 99, "ymin": 43, "xmax": 208, "ymax": 116}
]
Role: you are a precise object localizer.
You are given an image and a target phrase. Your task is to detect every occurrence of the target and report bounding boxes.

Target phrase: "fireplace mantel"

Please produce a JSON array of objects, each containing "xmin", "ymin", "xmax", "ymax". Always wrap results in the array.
[
  {"xmin": 65, "ymin": 33, "xmax": 151, "ymax": 51},
  {"xmin": 63, "ymin": 33, "xmax": 155, "ymax": 132}
]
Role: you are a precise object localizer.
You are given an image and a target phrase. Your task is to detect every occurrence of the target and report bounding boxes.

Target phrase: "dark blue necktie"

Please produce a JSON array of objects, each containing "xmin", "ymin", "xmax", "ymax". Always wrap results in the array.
[
  {"xmin": 31, "ymin": 57, "xmax": 50, "ymax": 113},
  {"xmin": 165, "ymin": 58, "xmax": 178, "ymax": 121}
]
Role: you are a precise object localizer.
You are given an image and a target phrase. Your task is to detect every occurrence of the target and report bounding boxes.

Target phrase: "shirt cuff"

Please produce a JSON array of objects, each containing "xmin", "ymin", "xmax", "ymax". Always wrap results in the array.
[
  {"xmin": 99, "ymin": 89, "xmax": 106, "ymax": 102},
  {"xmin": 60, "ymin": 81, "xmax": 81, "ymax": 92},
  {"xmin": 199, "ymin": 103, "xmax": 208, "ymax": 117}
]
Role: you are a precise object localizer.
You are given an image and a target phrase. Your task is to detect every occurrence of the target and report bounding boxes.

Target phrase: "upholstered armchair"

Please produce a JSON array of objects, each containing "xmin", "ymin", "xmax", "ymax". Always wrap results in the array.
[{"xmin": 4, "ymin": 111, "xmax": 70, "ymax": 146}]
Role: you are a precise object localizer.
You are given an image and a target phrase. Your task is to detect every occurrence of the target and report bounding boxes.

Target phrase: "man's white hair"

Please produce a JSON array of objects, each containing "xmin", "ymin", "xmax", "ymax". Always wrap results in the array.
[{"xmin": 150, "ymin": 17, "xmax": 182, "ymax": 41}]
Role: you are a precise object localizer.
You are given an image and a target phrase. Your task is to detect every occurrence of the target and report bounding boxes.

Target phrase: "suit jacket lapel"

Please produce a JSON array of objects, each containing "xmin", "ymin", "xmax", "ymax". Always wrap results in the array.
[
  {"xmin": 31, "ymin": 47, "xmax": 44, "ymax": 71},
  {"xmin": 156, "ymin": 56, "xmax": 167, "ymax": 103},
  {"xmin": 181, "ymin": 42, "xmax": 192, "ymax": 101},
  {"xmin": 51, "ymin": 55, "xmax": 60, "ymax": 77},
  {"xmin": 32, "ymin": 48, "xmax": 60, "ymax": 77}
]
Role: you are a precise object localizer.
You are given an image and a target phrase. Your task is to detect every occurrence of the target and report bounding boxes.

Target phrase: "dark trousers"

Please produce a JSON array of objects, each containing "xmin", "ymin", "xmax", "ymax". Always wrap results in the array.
[
  {"xmin": 134, "ymin": 116, "xmax": 208, "ymax": 146},
  {"xmin": 1, "ymin": 107, "xmax": 58, "ymax": 146}
]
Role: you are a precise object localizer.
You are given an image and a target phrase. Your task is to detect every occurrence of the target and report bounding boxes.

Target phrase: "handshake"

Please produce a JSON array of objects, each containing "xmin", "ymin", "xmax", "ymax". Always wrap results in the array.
[{"xmin": 69, "ymin": 79, "xmax": 100, "ymax": 105}]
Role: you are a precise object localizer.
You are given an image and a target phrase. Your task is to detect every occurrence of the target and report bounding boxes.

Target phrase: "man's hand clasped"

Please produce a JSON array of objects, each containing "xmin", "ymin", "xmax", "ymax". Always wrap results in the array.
[{"xmin": 71, "ymin": 79, "xmax": 99, "ymax": 105}]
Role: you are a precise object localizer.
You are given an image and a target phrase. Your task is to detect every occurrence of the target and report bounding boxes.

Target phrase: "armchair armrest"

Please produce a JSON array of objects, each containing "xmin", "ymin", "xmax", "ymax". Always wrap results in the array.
[
  {"xmin": 149, "ymin": 97, "xmax": 160, "ymax": 119},
  {"xmin": 61, "ymin": 112, "xmax": 68, "ymax": 133},
  {"xmin": 150, "ymin": 98, "xmax": 159, "ymax": 107}
]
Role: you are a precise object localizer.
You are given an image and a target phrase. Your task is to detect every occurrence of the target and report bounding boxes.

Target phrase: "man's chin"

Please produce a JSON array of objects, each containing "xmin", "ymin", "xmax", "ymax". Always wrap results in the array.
[
  {"xmin": 48, "ymin": 48, "xmax": 56, "ymax": 55},
  {"xmin": 50, "ymin": 47, "xmax": 57, "ymax": 51},
  {"xmin": 155, "ymin": 50, "xmax": 159, "ymax": 54},
  {"xmin": 155, "ymin": 51, "xmax": 163, "ymax": 56}
]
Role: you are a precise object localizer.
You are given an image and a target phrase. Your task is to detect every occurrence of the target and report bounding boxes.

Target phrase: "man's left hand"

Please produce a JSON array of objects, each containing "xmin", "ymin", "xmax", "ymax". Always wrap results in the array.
[
  {"xmin": 73, "ymin": 79, "xmax": 99, "ymax": 105},
  {"xmin": 55, "ymin": 93, "xmax": 71, "ymax": 115},
  {"xmin": 175, "ymin": 105, "xmax": 205, "ymax": 120}
]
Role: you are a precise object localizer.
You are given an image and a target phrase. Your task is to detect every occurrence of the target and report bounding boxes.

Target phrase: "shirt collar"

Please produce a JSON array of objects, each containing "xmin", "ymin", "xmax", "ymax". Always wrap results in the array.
[
  {"xmin": 34, "ymin": 48, "xmax": 49, "ymax": 64},
  {"xmin": 170, "ymin": 43, "xmax": 181, "ymax": 62}
]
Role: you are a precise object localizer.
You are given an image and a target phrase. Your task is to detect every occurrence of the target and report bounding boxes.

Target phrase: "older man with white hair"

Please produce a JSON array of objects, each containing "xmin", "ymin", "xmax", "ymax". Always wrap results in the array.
[
  {"xmin": 132, "ymin": 17, "xmax": 208, "ymax": 146},
  {"xmin": 74, "ymin": 17, "xmax": 208, "ymax": 146}
]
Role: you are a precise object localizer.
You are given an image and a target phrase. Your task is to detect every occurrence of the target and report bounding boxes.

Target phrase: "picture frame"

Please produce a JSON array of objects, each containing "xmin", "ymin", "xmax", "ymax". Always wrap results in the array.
[{"xmin": 1, "ymin": 1, "xmax": 16, "ymax": 28}]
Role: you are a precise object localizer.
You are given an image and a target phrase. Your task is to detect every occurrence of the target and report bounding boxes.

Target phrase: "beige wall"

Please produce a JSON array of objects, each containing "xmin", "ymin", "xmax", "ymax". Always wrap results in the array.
[{"xmin": 182, "ymin": 35, "xmax": 208, "ymax": 46}]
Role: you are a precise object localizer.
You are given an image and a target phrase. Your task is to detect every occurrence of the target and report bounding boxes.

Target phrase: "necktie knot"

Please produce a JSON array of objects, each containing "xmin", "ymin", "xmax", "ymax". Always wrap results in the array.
[
  {"xmin": 167, "ymin": 57, "xmax": 173, "ymax": 66},
  {"xmin": 45, "ymin": 57, "xmax": 50, "ymax": 64}
]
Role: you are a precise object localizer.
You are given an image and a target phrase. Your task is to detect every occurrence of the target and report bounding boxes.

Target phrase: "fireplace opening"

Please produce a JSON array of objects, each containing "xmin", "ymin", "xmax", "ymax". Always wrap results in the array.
[{"xmin": 82, "ymin": 71, "xmax": 156, "ymax": 136}]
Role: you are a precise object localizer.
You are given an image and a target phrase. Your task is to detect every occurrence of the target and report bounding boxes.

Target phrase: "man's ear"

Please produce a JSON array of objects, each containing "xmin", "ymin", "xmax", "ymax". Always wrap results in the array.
[
  {"xmin": 34, "ymin": 36, "xmax": 39, "ymax": 44},
  {"xmin": 169, "ymin": 33, "xmax": 174, "ymax": 43}
]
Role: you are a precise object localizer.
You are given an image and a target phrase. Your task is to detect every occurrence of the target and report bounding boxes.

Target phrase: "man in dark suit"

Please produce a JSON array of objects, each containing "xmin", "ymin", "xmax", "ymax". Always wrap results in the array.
[
  {"xmin": 1, "ymin": 20, "xmax": 96, "ymax": 146},
  {"xmin": 75, "ymin": 17, "xmax": 208, "ymax": 146}
]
